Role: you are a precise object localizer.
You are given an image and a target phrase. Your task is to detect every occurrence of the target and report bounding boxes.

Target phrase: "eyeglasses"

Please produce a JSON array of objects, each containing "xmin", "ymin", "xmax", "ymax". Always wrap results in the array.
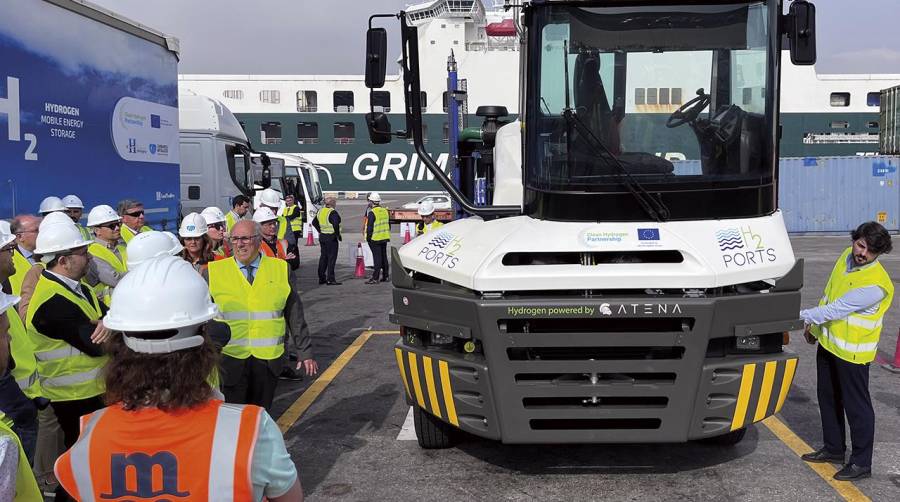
[
  {"xmin": 98, "ymin": 222, "xmax": 121, "ymax": 230},
  {"xmin": 208, "ymin": 222, "xmax": 226, "ymax": 231},
  {"xmin": 183, "ymin": 236, "xmax": 203, "ymax": 242},
  {"xmin": 125, "ymin": 210, "xmax": 145, "ymax": 217},
  {"xmin": 260, "ymin": 220, "xmax": 277, "ymax": 226},
  {"xmin": 230, "ymin": 235, "xmax": 257, "ymax": 244},
  {"xmin": 16, "ymin": 229, "xmax": 38, "ymax": 235}
]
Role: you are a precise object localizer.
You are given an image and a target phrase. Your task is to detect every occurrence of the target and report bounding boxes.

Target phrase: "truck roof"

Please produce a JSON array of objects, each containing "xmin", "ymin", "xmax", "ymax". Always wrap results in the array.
[{"xmin": 46, "ymin": 0, "xmax": 179, "ymax": 57}]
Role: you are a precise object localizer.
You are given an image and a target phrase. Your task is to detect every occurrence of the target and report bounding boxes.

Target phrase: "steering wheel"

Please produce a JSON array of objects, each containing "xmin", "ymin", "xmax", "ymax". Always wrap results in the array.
[{"xmin": 666, "ymin": 91, "xmax": 711, "ymax": 128}]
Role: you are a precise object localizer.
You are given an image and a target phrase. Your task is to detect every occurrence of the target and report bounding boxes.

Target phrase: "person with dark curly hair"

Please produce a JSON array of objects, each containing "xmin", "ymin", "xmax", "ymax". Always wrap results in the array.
[
  {"xmin": 54, "ymin": 256, "xmax": 302, "ymax": 501},
  {"xmin": 799, "ymin": 221, "xmax": 894, "ymax": 481}
]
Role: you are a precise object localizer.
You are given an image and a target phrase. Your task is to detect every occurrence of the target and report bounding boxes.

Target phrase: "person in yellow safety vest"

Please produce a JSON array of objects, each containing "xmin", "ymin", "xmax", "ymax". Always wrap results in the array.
[
  {"xmin": 0, "ymin": 412, "xmax": 42, "ymax": 502},
  {"xmin": 258, "ymin": 188, "xmax": 297, "ymax": 247},
  {"xmin": 7, "ymin": 215, "xmax": 40, "ymax": 296},
  {"xmin": 14, "ymin": 212, "xmax": 76, "ymax": 319},
  {"xmin": 0, "ymin": 230, "xmax": 43, "ymax": 467},
  {"xmin": 205, "ymin": 220, "xmax": 318, "ymax": 410},
  {"xmin": 312, "ymin": 197, "xmax": 341, "ymax": 285},
  {"xmin": 365, "ymin": 192, "xmax": 391, "ymax": 284},
  {"xmin": 62, "ymin": 195, "xmax": 91, "ymax": 242},
  {"xmin": 799, "ymin": 222, "xmax": 894, "ymax": 481},
  {"xmin": 116, "ymin": 199, "xmax": 152, "ymax": 244},
  {"xmin": 86, "ymin": 205, "xmax": 128, "ymax": 307},
  {"xmin": 283, "ymin": 194, "xmax": 305, "ymax": 241},
  {"xmin": 226, "ymin": 194, "xmax": 252, "ymax": 235},
  {"xmin": 415, "ymin": 200, "xmax": 444, "ymax": 237},
  {"xmin": 24, "ymin": 219, "xmax": 113, "ymax": 502}
]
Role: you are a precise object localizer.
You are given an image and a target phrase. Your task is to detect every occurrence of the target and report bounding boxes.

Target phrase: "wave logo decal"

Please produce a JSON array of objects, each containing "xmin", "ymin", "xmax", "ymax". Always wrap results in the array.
[
  {"xmin": 716, "ymin": 228, "xmax": 744, "ymax": 251},
  {"xmin": 428, "ymin": 231, "xmax": 455, "ymax": 249}
]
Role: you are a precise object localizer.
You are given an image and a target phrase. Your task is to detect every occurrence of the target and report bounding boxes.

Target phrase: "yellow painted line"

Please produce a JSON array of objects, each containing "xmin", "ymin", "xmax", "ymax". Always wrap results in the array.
[
  {"xmin": 731, "ymin": 363, "xmax": 756, "ymax": 431},
  {"xmin": 762, "ymin": 416, "xmax": 871, "ymax": 502},
  {"xmin": 407, "ymin": 352, "xmax": 426, "ymax": 408},
  {"xmin": 277, "ymin": 330, "xmax": 400, "ymax": 433},
  {"xmin": 438, "ymin": 360, "xmax": 458, "ymax": 426},
  {"xmin": 422, "ymin": 356, "xmax": 442, "ymax": 419},
  {"xmin": 774, "ymin": 358, "xmax": 798, "ymax": 413},
  {"xmin": 394, "ymin": 348, "xmax": 412, "ymax": 400},
  {"xmin": 753, "ymin": 361, "xmax": 778, "ymax": 422}
]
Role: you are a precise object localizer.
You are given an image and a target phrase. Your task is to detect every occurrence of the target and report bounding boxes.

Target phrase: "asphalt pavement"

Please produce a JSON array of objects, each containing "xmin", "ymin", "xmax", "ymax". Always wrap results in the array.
[{"xmin": 274, "ymin": 223, "xmax": 900, "ymax": 501}]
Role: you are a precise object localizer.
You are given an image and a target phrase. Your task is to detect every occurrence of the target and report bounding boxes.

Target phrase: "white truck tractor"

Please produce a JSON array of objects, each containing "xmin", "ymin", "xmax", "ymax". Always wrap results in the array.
[{"xmin": 365, "ymin": 0, "xmax": 818, "ymax": 448}]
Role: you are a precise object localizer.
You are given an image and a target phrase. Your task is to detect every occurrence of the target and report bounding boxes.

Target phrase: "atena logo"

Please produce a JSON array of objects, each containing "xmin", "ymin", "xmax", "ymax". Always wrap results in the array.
[{"xmin": 716, "ymin": 226, "xmax": 776, "ymax": 268}]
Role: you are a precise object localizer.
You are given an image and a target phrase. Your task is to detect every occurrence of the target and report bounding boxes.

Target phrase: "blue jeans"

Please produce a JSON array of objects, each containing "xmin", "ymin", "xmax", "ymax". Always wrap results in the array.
[{"xmin": 0, "ymin": 372, "xmax": 37, "ymax": 463}]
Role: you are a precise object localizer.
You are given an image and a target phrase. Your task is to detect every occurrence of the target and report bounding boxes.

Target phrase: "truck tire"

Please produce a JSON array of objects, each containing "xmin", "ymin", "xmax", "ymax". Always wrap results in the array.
[
  {"xmin": 699, "ymin": 427, "xmax": 747, "ymax": 446},
  {"xmin": 413, "ymin": 405, "xmax": 457, "ymax": 449}
]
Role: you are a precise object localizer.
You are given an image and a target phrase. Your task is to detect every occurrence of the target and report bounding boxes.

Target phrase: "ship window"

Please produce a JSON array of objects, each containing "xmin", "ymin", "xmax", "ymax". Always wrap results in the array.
[
  {"xmin": 635, "ymin": 88, "xmax": 645, "ymax": 105},
  {"xmin": 671, "ymin": 88, "xmax": 682, "ymax": 105},
  {"xmin": 333, "ymin": 91, "xmax": 354, "ymax": 112},
  {"xmin": 297, "ymin": 122, "xmax": 318, "ymax": 144},
  {"xmin": 830, "ymin": 121, "xmax": 850, "ymax": 129},
  {"xmin": 334, "ymin": 122, "xmax": 355, "ymax": 144},
  {"xmin": 830, "ymin": 92, "xmax": 851, "ymax": 107},
  {"xmin": 646, "ymin": 88, "xmax": 658, "ymax": 106},
  {"xmin": 296, "ymin": 91, "xmax": 318, "ymax": 112},
  {"xmin": 867, "ymin": 92, "xmax": 881, "ymax": 107},
  {"xmin": 659, "ymin": 88, "xmax": 670, "ymax": 106},
  {"xmin": 868, "ymin": 121, "xmax": 880, "ymax": 129},
  {"xmin": 259, "ymin": 90, "xmax": 280, "ymax": 104},
  {"xmin": 223, "ymin": 90, "xmax": 244, "ymax": 100},
  {"xmin": 261, "ymin": 122, "xmax": 282, "ymax": 145},
  {"xmin": 408, "ymin": 123, "xmax": 428, "ymax": 144},
  {"xmin": 372, "ymin": 91, "xmax": 391, "ymax": 113},
  {"xmin": 443, "ymin": 91, "xmax": 449, "ymax": 112}
]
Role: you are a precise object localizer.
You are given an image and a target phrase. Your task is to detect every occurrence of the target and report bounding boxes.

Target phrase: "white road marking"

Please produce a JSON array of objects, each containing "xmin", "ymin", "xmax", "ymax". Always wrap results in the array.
[{"xmin": 396, "ymin": 406, "xmax": 417, "ymax": 441}]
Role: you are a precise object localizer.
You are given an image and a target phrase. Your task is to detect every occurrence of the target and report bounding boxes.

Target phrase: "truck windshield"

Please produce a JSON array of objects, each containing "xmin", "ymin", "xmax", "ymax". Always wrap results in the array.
[{"xmin": 527, "ymin": 2, "xmax": 775, "ymax": 221}]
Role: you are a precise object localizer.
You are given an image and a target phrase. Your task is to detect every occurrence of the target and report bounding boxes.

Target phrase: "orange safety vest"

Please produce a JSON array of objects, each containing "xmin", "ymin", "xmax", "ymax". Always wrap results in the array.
[
  {"xmin": 260, "ymin": 239, "xmax": 288, "ymax": 260},
  {"xmin": 55, "ymin": 399, "xmax": 262, "ymax": 501}
]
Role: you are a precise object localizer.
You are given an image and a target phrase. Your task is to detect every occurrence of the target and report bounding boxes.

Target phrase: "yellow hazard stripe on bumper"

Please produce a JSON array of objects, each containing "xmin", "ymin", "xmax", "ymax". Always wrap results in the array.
[
  {"xmin": 396, "ymin": 349, "xmax": 459, "ymax": 427},
  {"xmin": 731, "ymin": 357, "xmax": 799, "ymax": 431}
]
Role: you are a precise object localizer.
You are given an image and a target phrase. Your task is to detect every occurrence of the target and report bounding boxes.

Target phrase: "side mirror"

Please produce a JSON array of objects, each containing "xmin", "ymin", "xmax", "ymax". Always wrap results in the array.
[
  {"xmin": 260, "ymin": 153, "xmax": 272, "ymax": 188},
  {"xmin": 365, "ymin": 28, "xmax": 388, "ymax": 88},
  {"xmin": 366, "ymin": 112, "xmax": 393, "ymax": 144},
  {"xmin": 788, "ymin": 1, "xmax": 816, "ymax": 65}
]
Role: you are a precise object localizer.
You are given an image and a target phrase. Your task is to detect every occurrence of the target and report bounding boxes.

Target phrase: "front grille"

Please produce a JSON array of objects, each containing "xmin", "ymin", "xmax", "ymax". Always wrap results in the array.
[
  {"xmin": 514, "ymin": 372, "xmax": 677, "ymax": 385},
  {"xmin": 530, "ymin": 419, "xmax": 662, "ymax": 430},
  {"xmin": 522, "ymin": 396, "xmax": 668, "ymax": 409},
  {"xmin": 507, "ymin": 346, "xmax": 685, "ymax": 361}
]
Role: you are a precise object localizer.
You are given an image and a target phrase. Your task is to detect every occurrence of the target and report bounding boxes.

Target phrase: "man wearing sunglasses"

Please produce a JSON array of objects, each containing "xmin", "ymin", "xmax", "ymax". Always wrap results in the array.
[
  {"xmin": 8, "ymin": 215, "xmax": 41, "ymax": 296},
  {"xmin": 116, "ymin": 199, "xmax": 152, "ymax": 244},
  {"xmin": 86, "ymin": 205, "xmax": 128, "ymax": 306}
]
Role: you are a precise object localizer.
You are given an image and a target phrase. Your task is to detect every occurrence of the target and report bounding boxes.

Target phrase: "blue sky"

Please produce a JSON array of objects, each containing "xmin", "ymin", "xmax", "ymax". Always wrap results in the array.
[{"xmin": 92, "ymin": 0, "xmax": 899, "ymax": 75}]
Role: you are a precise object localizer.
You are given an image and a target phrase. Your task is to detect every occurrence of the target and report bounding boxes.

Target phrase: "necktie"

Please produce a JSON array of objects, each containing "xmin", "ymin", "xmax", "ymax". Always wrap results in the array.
[{"xmin": 245, "ymin": 264, "xmax": 255, "ymax": 285}]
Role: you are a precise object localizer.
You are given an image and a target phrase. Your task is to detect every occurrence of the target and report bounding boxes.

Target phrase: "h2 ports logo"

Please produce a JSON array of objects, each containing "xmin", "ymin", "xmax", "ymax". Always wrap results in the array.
[
  {"xmin": 716, "ymin": 226, "xmax": 776, "ymax": 268},
  {"xmin": 418, "ymin": 231, "xmax": 462, "ymax": 269}
]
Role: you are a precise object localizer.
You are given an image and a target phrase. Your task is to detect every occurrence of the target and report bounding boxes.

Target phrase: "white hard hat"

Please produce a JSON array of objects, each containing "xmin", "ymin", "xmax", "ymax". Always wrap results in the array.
[
  {"xmin": 38, "ymin": 196, "xmax": 66, "ymax": 215},
  {"xmin": 39, "ymin": 211, "xmax": 72, "ymax": 229},
  {"xmin": 34, "ymin": 221, "xmax": 92, "ymax": 262},
  {"xmin": 0, "ymin": 292, "xmax": 20, "ymax": 314},
  {"xmin": 179, "ymin": 212, "xmax": 208, "ymax": 238},
  {"xmin": 418, "ymin": 200, "xmax": 435, "ymax": 216},
  {"xmin": 259, "ymin": 188, "xmax": 282, "ymax": 208},
  {"xmin": 200, "ymin": 206, "xmax": 226, "ymax": 225},
  {"xmin": 367, "ymin": 192, "xmax": 381, "ymax": 202},
  {"xmin": 87, "ymin": 205, "xmax": 121, "ymax": 227},
  {"xmin": 0, "ymin": 220, "xmax": 11, "ymax": 237},
  {"xmin": 61, "ymin": 195, "xmax": 84, "ymax": 209},
  {"xmin": 126, "ymin": 231, "xmax": 183, "ymax": 269},
  {"xmin": 0, "ymin": 227, "xmax": 14, "ymax": 249},
  {"xmin": 104, "ymin": 255, "xmax": 219, "ymax": 353},
  {"xmin": 252, "ymin": 206, "xmax": 277, "ymax": 224}
]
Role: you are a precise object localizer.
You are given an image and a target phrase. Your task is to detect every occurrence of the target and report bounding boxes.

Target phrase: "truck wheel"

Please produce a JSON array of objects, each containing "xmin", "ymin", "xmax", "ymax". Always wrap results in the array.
[
  {"xmin": 699, "ymin": 427, "xmax": 747, "ymax": 446},
  {"xmin": 413, "ymin": 406, "xmax": 458, "ymax": 449}
]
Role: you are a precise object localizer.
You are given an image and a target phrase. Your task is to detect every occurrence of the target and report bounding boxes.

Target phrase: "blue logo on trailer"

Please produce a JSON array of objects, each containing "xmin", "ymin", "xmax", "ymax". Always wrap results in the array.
[
  {"xmin": 150, "ymin": 114, "xmax": 161, "ymax": 128},
  {"xmin": 149, "ymin": 143, "xmax": 157, "ymax": 155},
  {"xmin": 872, "ymin": 162, "xmax": 896, "ymax": 177},
  {"xmin": 637, "ymin": 228, "xmax": 660, "ymax": 240}
]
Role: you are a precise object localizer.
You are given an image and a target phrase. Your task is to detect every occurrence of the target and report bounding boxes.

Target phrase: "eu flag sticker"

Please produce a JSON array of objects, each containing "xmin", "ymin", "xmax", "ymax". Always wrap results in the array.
[
  {"xmin": 638, "ymin": 228, "xmax": 660, "ymax": 241},
  {"xmin": 150, "ymin": 114, "xmax": 161, "ymax": 128}
]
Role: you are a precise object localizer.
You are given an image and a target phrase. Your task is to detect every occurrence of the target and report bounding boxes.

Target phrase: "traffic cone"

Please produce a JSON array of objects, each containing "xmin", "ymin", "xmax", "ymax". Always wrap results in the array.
[
  {"xmin": 354, "ymin": 242, "xmax": 366, "ymax": 278},
  {"xmin": 305, "ymin": 224, "xmax": 315, "ymax": 246},
  {"xmin": 881, "ymin": 327, "xmax": 900, "ymax": 373},
  {"xmin": 403, "ymin": 225, "xmax": 412, "ymax": 244}
]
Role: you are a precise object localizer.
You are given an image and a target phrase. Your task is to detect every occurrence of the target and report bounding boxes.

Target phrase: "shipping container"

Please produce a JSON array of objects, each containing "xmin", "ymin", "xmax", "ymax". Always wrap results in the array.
[{"xmin": 879, "ymin": 85, "xmax": 900, "ymax": 155}]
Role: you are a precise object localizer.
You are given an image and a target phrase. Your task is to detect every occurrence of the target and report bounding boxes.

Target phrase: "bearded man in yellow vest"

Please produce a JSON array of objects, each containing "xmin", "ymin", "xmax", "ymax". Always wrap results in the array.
[
  {"xmin": 799, "ymin": 222, "xmax": 894, "ymax": 481},
  {"xmin": 365, "ymin": 192, "xmax": 391, "ymax": 284},
  {"xmin": 205, "ymin": 220, "xmax": 318, "ymax": 410}
]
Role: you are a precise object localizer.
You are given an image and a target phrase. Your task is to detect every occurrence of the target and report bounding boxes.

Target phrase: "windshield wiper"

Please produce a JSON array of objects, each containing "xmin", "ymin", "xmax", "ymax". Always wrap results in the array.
[{"xmin": 562, "ymin": 108, "xmax": 671, "ymax": 222}]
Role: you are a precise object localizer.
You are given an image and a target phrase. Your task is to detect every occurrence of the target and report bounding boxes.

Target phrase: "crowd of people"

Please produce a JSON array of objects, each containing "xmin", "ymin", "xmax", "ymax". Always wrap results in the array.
[{"xmin": 0, "ymin": 189, "xmax": 313, "ymax": 501}]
